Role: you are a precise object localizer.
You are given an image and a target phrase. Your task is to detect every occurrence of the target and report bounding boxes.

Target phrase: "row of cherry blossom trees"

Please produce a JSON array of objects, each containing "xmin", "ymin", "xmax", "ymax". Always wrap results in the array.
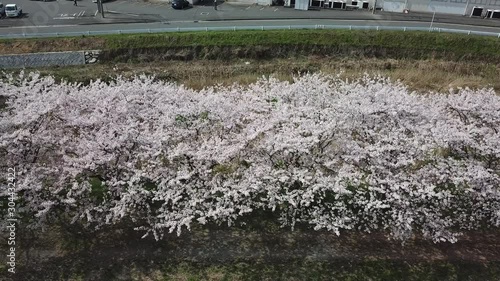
[{"xmin": 1, "ymin": 71, "xmax": 499, "ymax": 243}]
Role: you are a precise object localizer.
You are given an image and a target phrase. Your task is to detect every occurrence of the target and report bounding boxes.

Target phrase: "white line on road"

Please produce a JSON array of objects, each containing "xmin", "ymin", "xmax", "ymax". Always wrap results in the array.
[
  {"xmin": 8, "ymin": 24, "xmax": 79, "ymax": 29},
  {"xmin": 259, "ymin": 7, "xmax": 264, "ymax": 10},
  {"xmin": 274, "ymin": 8, "xmax": 278, "ymax": 11},
  {"xmin": 106, "ymin": 10, "xmax": 141, "ymax": 16},
  {"xmin": 94, "ymin": 10, "xmax": 98, "ymax": 16},
  {"xmin": 54, "ymin": 17, "xmax": 76, "ymax": 19},
  {"xmin": 245, "ymin": 6, "xmax": 251, "ymax": 9}
]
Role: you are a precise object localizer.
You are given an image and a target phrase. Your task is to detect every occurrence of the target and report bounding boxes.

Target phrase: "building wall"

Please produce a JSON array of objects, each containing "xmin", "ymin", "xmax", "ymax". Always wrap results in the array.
[
  {"xmin": 415, "ymin": 1, "xmax": 466, "ymax": 14},
  {"xmin": 379, "ymin": 0, "xmax": 500, "ymax": 15},
  {"xmin": 229, "ymin": 0, "xmax": 500, "ymax": 15}
]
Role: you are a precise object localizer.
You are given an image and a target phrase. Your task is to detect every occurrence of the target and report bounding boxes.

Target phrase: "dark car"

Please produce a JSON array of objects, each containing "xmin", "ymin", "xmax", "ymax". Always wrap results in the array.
[{"xmin": 172, "ymin": 0, "xmax": 190, "ymax": 9}]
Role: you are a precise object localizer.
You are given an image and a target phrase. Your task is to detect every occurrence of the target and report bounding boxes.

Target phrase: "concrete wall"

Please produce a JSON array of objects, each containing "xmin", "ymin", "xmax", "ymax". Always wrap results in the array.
[
  {"xmin": 257, "ymin": 0, "xmax": 273, "ymax": 5},
  {"xmin": 296, "ymin": 0, "xmax": 309, "ymax": 9},
  {"xmin": 227, "ymin": 0, "xmax": 272, "ymax": 4},
  {"xmin": 0, "ymin": 50, "xmax": 101, "ymax": 69},
  {"xmin": 382, "ymin": 0, "xmax": 406, "ymax": 12}
]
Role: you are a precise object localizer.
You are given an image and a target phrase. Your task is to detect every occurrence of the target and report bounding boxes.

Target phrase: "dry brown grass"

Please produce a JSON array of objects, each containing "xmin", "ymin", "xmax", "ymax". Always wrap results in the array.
[
  {"xmin": 0, "ymin": 37, "xmax": 106, "ymax": 55},
  {"xmin": 21, "ymin": 57, "xmax": 500, "ymax": 94}
]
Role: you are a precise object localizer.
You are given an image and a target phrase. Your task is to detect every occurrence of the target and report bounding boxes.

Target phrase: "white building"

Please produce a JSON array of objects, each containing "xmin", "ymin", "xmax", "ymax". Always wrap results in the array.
[
  {"xmin": 227, "ymin": 0, "xmax": 500, "ymax": 17},
  {"xmin": 378, "ymin": 0, "xmax": 500, "ymax": 15}
]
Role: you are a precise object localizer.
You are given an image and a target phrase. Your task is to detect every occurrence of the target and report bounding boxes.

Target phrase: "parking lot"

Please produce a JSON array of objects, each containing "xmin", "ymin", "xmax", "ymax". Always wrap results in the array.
[
  {"xmin": 0, "ymin": 0, "xmax": 316, "ymax": 28},
  {"xmin": 0, "ymin": 0, "xmax": 97, "ymax": 26}
]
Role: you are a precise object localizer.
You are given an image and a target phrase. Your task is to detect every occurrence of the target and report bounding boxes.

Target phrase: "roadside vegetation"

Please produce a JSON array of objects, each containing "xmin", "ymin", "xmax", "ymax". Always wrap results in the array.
[
  {"xmin": 1, "ymin": 30, "xmax": 500, "ymax": 59},
  {"xmin": 1, "ymin": 30, "xmax": 499, "ymax": 93},
  {"xmin": 11, "ymin": 57, "xmax": 498, "ymax": 93}
]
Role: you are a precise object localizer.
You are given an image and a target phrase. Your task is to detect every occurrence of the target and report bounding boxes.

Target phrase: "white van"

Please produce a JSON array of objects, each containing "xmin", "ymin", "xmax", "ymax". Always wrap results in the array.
[{"xmin": 5, "ymin": 4, "xmax": 22, "ymax": 18}]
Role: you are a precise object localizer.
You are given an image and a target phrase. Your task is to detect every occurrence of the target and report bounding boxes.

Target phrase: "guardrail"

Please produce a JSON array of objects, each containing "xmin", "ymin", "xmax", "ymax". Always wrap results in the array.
[{"xmin": 1, "ymin": 24, "xmax": 499, "ymax": 39}]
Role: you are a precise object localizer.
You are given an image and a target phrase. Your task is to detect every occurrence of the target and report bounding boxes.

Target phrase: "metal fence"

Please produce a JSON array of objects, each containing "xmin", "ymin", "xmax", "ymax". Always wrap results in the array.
[{"xmin": 0, "ymin": 24, "xmax": 499, "ymax": 38}]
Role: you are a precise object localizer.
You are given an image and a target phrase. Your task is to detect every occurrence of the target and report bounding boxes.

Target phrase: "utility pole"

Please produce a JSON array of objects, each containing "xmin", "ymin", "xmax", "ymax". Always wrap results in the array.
[
  {"xmin": 97, "ymin": 0, "xmax": 105, "ymax": 18},
  {"xmin": 429, "ymin": 11, "xmax": 435, "ymax": 31}
]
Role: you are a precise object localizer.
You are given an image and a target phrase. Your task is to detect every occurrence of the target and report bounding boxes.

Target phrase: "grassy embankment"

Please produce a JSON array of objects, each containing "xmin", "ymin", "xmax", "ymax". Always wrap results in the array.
[
  {"xmin": 1, "ymin": 30, "xmax": 500, "ymax": 281},
  {"xmin": 0, "ymin": 30, "xmax": 499, "ymax": 92}
]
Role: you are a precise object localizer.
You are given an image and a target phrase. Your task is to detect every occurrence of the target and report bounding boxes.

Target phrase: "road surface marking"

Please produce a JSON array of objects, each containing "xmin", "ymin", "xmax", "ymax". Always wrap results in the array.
[
  {"xmin": 274, "ymin": 8, "xmax": 278, "ymax": 11},
  {"xmin": 8, "ymin": 24, "xmax": 79, "ymax": 29},
  {"xmin": 245, "ymin": 6, "xmax": 250, "ymax": 9},
  {"xmin": 54, "ymin": 17, "xmax": 76, "ymax": 19},
  {"xmin": 260, "ymin": 7, "xmax": 264, "ymax": 10},
  {"xmin": 106, "ymin": 10, "xmax": 141, "ymax": 16}
]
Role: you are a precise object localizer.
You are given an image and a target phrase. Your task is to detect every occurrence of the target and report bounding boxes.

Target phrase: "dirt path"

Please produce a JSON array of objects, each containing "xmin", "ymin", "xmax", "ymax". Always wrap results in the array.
[{"xmin": 6, "ymin": 225, "xmax": 500, "ymax": 280}]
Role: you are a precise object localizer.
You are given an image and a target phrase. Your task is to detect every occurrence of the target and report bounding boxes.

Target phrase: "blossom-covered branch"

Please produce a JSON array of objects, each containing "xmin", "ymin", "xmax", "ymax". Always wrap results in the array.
[{"xmin": 1, "ymin": 72, "xmax": 499, "ymax": 243}]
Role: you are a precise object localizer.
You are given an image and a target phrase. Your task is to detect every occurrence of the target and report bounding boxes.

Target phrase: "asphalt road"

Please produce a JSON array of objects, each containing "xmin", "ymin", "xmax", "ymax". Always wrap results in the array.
[
  {"xmin": 2, "ymin": 18, "xmax": 499, "ymax": 37},
  {"xmin": 0, "ymin": 0, "xmax": 499, "ymax": 36}
]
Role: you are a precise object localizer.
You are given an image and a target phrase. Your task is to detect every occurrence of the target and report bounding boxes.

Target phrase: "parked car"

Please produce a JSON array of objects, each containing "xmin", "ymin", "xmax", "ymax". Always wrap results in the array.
[
  {"xmin": 172, "ymin": 0, "xmax": 190, "ymax": 9},
  {"xmin": 5, "ymin": 4, "xmax": 22, "ymax": 17},
  {"xmin": 0, "ymin": 3, "xmax": 5, "ymax": 17}
]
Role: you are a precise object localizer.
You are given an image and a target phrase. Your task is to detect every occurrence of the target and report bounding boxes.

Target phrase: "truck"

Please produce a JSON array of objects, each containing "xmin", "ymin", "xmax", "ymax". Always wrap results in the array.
[{"xmin": 5, "ymin": 4, "xmax": 22, "ymax": 17}]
